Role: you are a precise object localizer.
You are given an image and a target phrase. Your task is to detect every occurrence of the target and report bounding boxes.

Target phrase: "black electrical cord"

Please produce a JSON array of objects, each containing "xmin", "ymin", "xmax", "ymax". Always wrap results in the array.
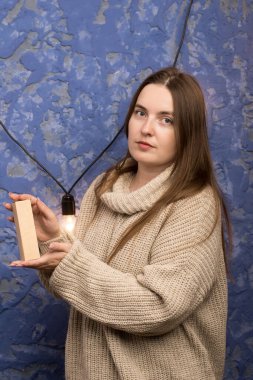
[
  {"xmin": 0, "ymin": 120, "xmax": 68, "ymax": 194},
  {"xmin": 0, "ymin": 118, "xmax": 124, "ymax": 194},
  {"xmin": 0, "ymin": 0, "xmax": 193, "ymax": 196},
  {"xmin": 173, "ymin": 0, "xmax": 193, "ymax": 67},
  {"xmin": 68, "ymin": 125, "xmax": 124, "ymax": 194}
]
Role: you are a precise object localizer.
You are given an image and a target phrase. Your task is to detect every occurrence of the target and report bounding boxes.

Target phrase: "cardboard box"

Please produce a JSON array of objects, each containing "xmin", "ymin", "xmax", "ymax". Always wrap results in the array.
[{"xmin": 12, "ymin": 199, "xmax": 40, "ymax": 261}]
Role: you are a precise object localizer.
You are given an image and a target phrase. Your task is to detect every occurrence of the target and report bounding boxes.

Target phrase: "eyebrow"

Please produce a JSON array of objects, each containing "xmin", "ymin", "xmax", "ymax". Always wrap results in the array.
[{"xmin": 135, "ymin": 103, "xmax": 174, "ymax": 117}]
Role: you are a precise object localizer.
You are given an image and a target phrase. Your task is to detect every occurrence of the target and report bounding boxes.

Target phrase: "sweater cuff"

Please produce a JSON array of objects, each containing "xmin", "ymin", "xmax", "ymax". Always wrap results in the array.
[
  {"xmin": 49, "ymin": 240, "xmax": 88, "ymax": 291},
  {"xmin": 38, "ymin": 230, "xmax": 74, "ymax": 256},
  {"xmin": 38, "ymin": 231, "xmax": 75, "ymax": 296}
]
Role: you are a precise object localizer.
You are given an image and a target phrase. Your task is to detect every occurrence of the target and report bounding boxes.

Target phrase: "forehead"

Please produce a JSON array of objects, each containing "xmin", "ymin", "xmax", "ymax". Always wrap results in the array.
[{"xmin": 136, "ymin": 84, "xmax": 174, "ymax": 112}]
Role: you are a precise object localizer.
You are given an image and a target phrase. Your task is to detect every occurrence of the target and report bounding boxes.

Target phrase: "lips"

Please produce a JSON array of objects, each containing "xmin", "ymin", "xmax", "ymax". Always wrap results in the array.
[{"xmin": 137, "ymin": 141, "xmax": 154, "ymax": 148}]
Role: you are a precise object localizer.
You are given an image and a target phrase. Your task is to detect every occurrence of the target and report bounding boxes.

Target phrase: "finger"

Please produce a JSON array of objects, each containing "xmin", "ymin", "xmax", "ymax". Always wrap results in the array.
[
  {"xmin": 3, "ymin": 202, "xmax": 13, "ymax": 211},
  {"xmin": 9, "ymin": 257, "xmax": 44, "ymax": 268},
  {"xmin": 9, "ymin": 260, "xmax": 26, "ymax": 267},
  {"xmin": 9, "ymin": 193, "xmax": 38, "ymax": 206},
  {"xmin": 49, "ymin": 242, "xmax": 72, "ymax": 253},
  {"xmin": 9, "ymin": 260, "xmax": 32, "ymax": 267},
  {"xmin": 10, "ymin": 252, "xmax": 67, "ymax": 270},
  {"xmin": 3, "ymin": 203, "xmax": 15, "ymax": 222},
  {"xmin": 9, "ymin": 193, "xmax": 30, "ymax": 201}
]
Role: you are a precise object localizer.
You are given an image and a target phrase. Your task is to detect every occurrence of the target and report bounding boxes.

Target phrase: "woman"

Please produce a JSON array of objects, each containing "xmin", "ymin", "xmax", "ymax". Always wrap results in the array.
[{"xmin": 5, "ymin": 67, "xmax": 230, "ymax": 380}]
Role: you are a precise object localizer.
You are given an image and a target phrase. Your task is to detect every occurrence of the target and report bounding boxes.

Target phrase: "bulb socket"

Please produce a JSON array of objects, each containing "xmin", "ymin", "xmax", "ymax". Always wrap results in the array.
[{"xmin": 61, "ymin": 194, "xmax": 75, "ymax": 215}]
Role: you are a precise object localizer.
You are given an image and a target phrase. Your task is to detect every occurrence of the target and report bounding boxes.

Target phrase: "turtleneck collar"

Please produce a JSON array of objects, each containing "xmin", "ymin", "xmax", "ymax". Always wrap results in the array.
[{"xmin": 100, "ymin": 165, "xmax": 173, "ymax": 215}]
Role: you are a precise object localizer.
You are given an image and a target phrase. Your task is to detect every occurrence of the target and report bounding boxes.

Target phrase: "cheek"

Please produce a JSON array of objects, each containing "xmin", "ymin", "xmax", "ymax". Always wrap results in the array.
[
  {"xmin": 127, "ymin": 120, "xmax": 134, "ymax": 148},
  {"xmin": 161, "ymin": 130, "xmax": 177, "ymax": 153},
  {"xmin": 127, "ymin": 118, "xmax": 135, "ymax": 139}
]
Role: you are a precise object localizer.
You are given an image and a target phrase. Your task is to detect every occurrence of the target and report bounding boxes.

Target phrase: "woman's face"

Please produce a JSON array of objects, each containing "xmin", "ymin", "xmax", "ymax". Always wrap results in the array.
[{"xmin": 128, "ymin": 83, "xmax": 176, "ymax": 174}]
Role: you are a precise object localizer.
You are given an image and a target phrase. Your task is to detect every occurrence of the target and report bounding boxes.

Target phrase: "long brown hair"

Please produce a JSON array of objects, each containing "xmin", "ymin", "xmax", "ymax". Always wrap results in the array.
[{"xmin": 95, "ymin": 67, "xmax": 232, "ymax": 269}]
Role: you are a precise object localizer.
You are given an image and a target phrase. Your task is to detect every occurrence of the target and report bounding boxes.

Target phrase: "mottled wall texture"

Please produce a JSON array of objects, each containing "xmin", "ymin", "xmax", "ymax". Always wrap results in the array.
[{"xmin": 0, "ymin": 0, "xmax": 252, "ymax": 379}]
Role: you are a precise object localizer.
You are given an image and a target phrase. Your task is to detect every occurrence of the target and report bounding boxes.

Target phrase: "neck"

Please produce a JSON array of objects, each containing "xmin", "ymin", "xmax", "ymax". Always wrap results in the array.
[{"xmin": 129, "ymin": 164, "xmax": 166, "ymax": 192}]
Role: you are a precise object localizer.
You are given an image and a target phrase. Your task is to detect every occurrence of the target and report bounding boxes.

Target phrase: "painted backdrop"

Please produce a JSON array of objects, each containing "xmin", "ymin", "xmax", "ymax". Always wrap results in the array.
[{"xmin": 0, "ymin": 1, "xmax": 252, "ymax": 379}]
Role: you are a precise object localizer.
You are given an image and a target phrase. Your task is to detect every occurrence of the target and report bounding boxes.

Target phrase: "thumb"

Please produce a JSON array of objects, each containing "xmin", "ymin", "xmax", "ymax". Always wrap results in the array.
[{"xmin": 49, "ymin": 242, "xmax": 72, "ymax": 253}]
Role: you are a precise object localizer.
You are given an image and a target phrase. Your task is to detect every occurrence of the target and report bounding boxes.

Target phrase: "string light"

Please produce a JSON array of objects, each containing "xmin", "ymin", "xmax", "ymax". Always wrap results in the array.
[{"xmin": 61, "ymin": 194, "xmax": 76, "ymax": 233}]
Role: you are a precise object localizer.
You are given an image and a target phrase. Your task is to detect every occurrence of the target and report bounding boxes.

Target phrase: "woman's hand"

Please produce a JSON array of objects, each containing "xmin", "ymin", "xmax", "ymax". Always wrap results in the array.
[
  {"xmin": 9, "ymin": 242, "xmax": 72, "ymax": 270},
  {"xmin": 3, "ymin": 193, "xmax": 60, "ymax": 242}
]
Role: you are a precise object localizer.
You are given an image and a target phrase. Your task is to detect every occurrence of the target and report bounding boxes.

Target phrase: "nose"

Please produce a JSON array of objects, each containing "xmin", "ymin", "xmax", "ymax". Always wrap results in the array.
[{"xmin": 140, "ymin": 117, "xmax": 154, "ymax": 135}]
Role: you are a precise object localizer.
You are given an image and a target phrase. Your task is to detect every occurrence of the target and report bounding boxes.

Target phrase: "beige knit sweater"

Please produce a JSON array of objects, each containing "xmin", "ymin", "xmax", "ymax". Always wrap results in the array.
[{"xmin": 39, "ymin": 167, "xmax": 227, "ymax": 380}]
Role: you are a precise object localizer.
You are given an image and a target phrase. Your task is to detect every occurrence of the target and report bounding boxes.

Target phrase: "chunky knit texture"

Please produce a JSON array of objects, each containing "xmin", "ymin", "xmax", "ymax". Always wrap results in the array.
[{"xmin": 39, "ymin": 168, "xmax": 227, "ymax": 380}]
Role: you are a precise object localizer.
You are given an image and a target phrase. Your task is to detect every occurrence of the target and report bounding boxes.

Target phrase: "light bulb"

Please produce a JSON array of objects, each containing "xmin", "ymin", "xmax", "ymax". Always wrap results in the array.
[
  {"xmin": 61, "ymin": 194, "xmax": 76, "ymax": 233},
  {"xmin": 60, "ymin": 214, "xmax": 76, "ymax": 233}
]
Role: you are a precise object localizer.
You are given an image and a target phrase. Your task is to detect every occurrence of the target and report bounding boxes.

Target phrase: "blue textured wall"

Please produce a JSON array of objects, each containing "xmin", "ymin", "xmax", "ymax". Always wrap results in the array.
[{"xmin": 0, "ymin": 1, "xmax": 252, "ymax": 379}]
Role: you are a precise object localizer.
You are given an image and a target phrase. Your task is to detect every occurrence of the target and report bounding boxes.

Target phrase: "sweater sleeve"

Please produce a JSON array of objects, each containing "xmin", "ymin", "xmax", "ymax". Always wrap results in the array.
[
  {"xmin": 49, "ymin": 190, "xmax": 224, "ymax": 336},
  {"xmin": 38, "ymin": 175, "xmax": 101, "ymax": 291},
  {"xmin": 38, "ymin": 231, "xmax": 74, "ymax": 293}
]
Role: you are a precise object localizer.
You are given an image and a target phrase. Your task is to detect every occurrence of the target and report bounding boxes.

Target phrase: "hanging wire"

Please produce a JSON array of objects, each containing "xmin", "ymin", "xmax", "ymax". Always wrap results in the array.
[
  {"xmin": 0, "ymin": 119, "xmax": 123, "ymax": 194},
  {"xmin": 0, "ymin": 0, "xmax": 193, "ymax": 195},
  {"xmin": 0, "ymin": 120, "xmax": 68, "ymax": 194},
  {"xmin": 67, "ymin": 125, "xmax": 124, "ymax": 194},
  {"xmin": 173, "ymin": 0, "xmax": 193, "ymax": 67}
]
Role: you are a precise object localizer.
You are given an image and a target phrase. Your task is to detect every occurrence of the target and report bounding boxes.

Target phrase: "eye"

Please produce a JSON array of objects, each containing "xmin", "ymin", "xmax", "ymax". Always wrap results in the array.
[
  {"xmin": 161, "ymin": 117, "xmax": 174, "ymax": 125},
  {"xmin": 134, "ymin": 109, "xmax": 146, "ymax": 117}
]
